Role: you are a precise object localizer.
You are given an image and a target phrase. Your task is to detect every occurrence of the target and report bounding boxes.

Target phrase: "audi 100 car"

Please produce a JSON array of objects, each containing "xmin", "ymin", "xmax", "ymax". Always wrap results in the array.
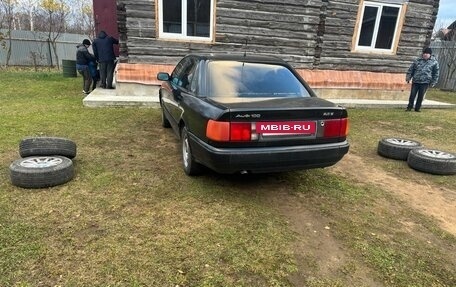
[{"xmin": 157, "ymin": 54, "xmax": 349, "ymax": 175}]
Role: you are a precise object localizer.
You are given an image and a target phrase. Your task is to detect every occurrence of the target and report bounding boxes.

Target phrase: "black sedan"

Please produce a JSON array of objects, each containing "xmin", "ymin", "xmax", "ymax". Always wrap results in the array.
[{"xmin": 157, "ymin": 54, "xmax": 349, "ymax": 175}]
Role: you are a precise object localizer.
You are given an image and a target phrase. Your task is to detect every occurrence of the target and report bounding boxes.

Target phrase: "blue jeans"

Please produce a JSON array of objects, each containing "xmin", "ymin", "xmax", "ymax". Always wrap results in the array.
[{"xmin": 407, "ymin": 83, "xmax": 429, "ymax": 111}]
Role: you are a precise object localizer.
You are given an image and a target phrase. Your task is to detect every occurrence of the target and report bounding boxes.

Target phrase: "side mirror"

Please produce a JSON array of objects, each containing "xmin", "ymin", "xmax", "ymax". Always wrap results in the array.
[{"xmin": 157, "ymin": 72, "xmax": 170, "ymax": 81}]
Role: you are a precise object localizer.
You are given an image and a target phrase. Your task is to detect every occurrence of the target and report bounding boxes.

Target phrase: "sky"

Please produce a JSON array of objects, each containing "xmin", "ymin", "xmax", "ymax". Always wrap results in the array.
[{"xmin": 436, "ymin": 0, "xmax": 456, "ymax": 28}]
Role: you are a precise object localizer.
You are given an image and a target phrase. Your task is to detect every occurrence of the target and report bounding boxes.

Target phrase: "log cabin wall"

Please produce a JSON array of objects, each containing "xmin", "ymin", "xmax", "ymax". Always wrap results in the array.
[
  {"xmin": 117, "ymin": 0, "xmax": 321, "ymax": 66},
  {"xmin": 318, "ymin": 0, "xmax": 439, "ymax": 73},
  {"xmin": 117, "ymin": 0, "xmax": 439, "ymax": 72},
  {"xmin": 115, "ymin": 0, "xmax": 439, "ymax": 98}
]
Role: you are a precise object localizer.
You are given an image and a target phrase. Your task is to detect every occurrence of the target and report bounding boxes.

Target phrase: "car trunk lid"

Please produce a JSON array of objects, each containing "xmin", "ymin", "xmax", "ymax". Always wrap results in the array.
[{"xmin": 204, "ymin": 97, "xmax": 348, "ymax": 146}]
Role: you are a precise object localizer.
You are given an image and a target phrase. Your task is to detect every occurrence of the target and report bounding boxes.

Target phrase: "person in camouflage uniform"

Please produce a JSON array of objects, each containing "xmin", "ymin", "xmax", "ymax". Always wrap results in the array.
[{"xmin": 405, "ymin": 47, "xmax": 440, "ymax": 112}]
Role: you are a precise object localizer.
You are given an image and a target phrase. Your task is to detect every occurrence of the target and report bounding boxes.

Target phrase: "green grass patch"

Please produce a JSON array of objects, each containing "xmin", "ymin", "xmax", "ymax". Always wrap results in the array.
[
  {"xmin": 287, "ymin": 170, "xmax": 456, "ymax": 286},
  {"xmin": 427, "ymin": 88, "xmax": 456, "ymax": 105},
  {"xmin": 347, "ymin": 103, "xmax": 456, "ymax": 189},
  {"xmin": 0, "ymin": 70, "xmax": 296, "ymax": 286},
  {"xmin": 1, "ymin": 70, "xmax": 455, "ymax": 286}
]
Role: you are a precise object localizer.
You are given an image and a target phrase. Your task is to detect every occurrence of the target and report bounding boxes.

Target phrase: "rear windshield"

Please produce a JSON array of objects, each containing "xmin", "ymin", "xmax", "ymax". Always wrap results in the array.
[{"xmin": 207, "ymin": 61, "xmax": 311, "ymax": 98}]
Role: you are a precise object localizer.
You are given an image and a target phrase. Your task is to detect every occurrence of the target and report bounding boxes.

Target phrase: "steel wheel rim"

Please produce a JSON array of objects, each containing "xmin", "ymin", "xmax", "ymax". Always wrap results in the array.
[
  {"xmin": 20, "ymin": 157, "xmax": 63, "ymax": 168},
  {"xmin": 386, "ymin": 138, "xmax": 418, "ymax": 146},
  {"xmin": 417, "ymin": 149, "xmax": 455, "ymax": 159},
  {"xmin": 182, "ymin": 135, "xmax": 190, "ymax": 168}
]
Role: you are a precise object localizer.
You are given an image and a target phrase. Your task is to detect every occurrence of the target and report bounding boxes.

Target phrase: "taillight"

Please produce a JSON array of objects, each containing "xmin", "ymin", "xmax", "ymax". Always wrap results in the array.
[
  {"xmin": 230, "ymin": 123, "xmax": 251, "ymax": 141},
  {"xmin": 206, "ymin": 120, "xmax": 230, "ymax": 141},
  {"xmin": 344, "ymin": 119, "xmax": 350, "ymax": 136},
  {"xmin": 206, "ymin": 120, "xmax": 252, "ymax": 142},
  {"xmin": 323, "ymin": 118, "xmax": 349, "ymax": 138}
]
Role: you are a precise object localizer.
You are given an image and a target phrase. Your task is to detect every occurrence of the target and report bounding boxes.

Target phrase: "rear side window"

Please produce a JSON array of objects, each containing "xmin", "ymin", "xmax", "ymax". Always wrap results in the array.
[
  {"xmin": 207, "ymin": 61, "xmax": 311, "ymax": 98},
  {"xmin": 171, "ymin": 57, "xmax": 198, "ymax": 91}
]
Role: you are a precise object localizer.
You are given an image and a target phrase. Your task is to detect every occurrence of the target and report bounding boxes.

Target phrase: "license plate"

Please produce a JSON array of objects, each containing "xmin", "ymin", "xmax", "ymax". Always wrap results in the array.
[{"xmin": 256, "ymin": 121, "xmax": 317, "ymax": 134}]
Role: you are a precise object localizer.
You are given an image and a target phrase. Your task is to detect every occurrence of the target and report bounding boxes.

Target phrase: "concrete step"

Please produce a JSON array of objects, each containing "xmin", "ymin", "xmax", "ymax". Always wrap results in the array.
[
  {"xmin": 330, "ymin": 99, "xmax": 456, "ymax": 109},
  {"xmin": 83, "ymin": 86, "xmax": 160, "ymax": 108}
]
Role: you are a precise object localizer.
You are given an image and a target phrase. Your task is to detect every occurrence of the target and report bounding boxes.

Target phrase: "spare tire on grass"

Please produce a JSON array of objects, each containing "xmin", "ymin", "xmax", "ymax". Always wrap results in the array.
[
  {"xmin": 19, "ymin": 137, "xmax": 77, "ymax": 159},
  {"xmin": 10, "ymin": 156, "xmax": 74, "ymax": 189},
  {"xmin": 377, "ymin": 138, "xmax": 422, "ymax": 160},
  {"xmin": 407, "ymin": 148, "xmax": 456, "ymax": 175}
]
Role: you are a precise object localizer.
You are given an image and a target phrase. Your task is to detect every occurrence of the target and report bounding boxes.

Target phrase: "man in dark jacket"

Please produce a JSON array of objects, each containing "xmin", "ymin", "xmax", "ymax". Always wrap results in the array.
[
  {"xmin": 405, "ymin": 47, "xmax": 440, "ymax": 112},
  {"xmin": 92, "ymin": 31, "xmax": 119, "ymax": 89},
  {"xmin": 76, "ymin": 39, "xmax": 96, "ymax": 94}
]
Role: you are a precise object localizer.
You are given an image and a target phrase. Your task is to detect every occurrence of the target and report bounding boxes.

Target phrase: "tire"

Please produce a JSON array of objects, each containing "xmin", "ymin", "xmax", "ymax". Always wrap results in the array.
[
  {"xmin": 19, "ymin": 137, "xmax": 77, "ymax": 159},
  {"xmin": 181, "ymin": 127, "xmax": 202, "ymax": 176},
  {"xmin": 407, "ymin": 148, "xmax": 456, "ymax": 175},
  {"xmin": 377, "ymin": 138, "xmax": 422, "ymax": 160},
  {"xmin": 10, "ymin": 156, "xmax": 74, "ymax": 188}
]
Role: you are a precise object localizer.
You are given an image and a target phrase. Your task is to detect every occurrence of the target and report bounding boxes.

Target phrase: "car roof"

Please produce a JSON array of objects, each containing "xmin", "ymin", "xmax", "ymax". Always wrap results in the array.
[{"xmin": 184, "ymin": 53, "xmax": 288, "ymax": 64}]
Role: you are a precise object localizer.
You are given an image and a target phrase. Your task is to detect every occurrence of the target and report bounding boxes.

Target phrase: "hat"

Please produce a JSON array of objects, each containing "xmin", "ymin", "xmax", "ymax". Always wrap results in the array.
[
  {"xmin": 423, "ymin": 47, "xmax": 432, "ymax": 55},
  {"xmin": 82, "ymin": 39, "xmax": 91, "ymax": 46}
]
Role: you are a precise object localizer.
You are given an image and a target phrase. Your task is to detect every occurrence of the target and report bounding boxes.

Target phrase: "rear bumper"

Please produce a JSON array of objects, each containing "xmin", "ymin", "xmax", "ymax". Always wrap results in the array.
[{"xmin": 190, "ymin": 135, "xmax": 349, "ymax": 174}]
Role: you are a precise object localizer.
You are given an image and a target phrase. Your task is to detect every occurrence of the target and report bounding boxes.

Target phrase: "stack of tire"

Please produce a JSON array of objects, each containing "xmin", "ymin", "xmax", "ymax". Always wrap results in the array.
[
  {"xmin": 9, "ymin": 137, "xmax": 77, "ymax": 189},
  {"xmin": 377, "ymin": 137, "xmax": 456, "ymax": 175}
]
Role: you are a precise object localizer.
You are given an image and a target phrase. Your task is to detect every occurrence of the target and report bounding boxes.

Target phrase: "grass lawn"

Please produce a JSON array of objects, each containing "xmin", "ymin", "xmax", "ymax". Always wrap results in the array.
[{"xmin": 0, "ymin": 70, "xmax": 455, "ymax": 286}]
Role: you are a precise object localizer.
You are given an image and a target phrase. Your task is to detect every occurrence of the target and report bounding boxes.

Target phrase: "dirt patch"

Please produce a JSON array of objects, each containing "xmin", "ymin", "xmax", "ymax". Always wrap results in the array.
[
  {"xmin": 329, "ymin": 153, "xmax": 456, "ymax": 236},
  {"xmin": 264, "ymin": 185, "xmax": 382, "ymax": 286},
  {"xmin": 262, "ymin": 152, "xmax": 456, "ymax": 285}
]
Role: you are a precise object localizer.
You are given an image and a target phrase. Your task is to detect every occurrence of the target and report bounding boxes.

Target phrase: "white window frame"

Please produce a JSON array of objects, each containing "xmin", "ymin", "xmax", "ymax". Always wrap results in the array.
[
  {"xmin": 158, "ymin": 0, "xmax": 215, "ymax": 42},
  {"xmin": 353, "ymin": 1, "xmax": 403, "ymax": 54}
]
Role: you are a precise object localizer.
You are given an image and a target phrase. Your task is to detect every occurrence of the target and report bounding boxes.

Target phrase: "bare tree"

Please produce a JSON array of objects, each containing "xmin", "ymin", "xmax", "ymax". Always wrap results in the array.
[
  {"xmin": 80, "ymin": 0, "xmax": 94, "ymax": 37},
  {"xmin": 0, "ymin": 0, "xmax": 16, "ymax": 66},
  {"xmin": 65, "ymin": 0, "xmax": 94, "ymax": 35},
  {"xmin": 17, "ymin": 0, "xmax": 39, "ymax": 30},
  {"xmin": 39, "ymin": 0, "xmax": 69, "ymax": 68},
  {"xmin": 0, "ymin": 0, "xmax": 93, "ymax": 69},
  {"xmin": 2, "ymin": 0, "xmax": 93, "ymax": 33}
]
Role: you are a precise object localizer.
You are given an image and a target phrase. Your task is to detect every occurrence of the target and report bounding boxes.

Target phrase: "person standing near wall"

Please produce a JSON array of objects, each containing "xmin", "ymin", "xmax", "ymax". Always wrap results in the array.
[
  {"xmin": 92, "ymin": 31, "xmax": 119, "ymax": 89},
  {"xmin": 405, "ymin": 47, "xmax": 440, "ymax": 112},
  {"xmin": 76, "ymin": 39, "xmax": 96, "ymax": 95}
]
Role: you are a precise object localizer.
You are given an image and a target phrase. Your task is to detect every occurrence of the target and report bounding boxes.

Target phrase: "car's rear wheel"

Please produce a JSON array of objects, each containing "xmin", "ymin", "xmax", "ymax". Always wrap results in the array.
[
  {"xmin": 407, "ymin": 148, "xmax": 456, "ymax": 175},
  {"xmin": 377, "ymin": 138, "xmax": 422, "ymax": 160},
  {"xmin": 181, "ymin": 127, "xmax": 202, "ymax": 176}
]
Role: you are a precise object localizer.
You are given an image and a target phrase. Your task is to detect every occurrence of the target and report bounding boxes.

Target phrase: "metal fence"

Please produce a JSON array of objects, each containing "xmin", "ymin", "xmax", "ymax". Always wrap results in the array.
[
  {"xmin": 0, "ymin": 29, "xmax": 88, "ymax": 67},
  {"xmin": 431, "ymin": 41, "xmax": 456, "ymax": 91}
]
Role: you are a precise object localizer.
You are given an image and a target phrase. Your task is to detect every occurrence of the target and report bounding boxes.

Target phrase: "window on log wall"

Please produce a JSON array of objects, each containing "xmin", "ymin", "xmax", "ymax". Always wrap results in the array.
[
  {"xmin": 158, "ymin": 0, "xmax": 215, "ymax": 42},
  {"xmin": 353, "ymin": 1, "xmax": 405, "ymax": 54}
]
